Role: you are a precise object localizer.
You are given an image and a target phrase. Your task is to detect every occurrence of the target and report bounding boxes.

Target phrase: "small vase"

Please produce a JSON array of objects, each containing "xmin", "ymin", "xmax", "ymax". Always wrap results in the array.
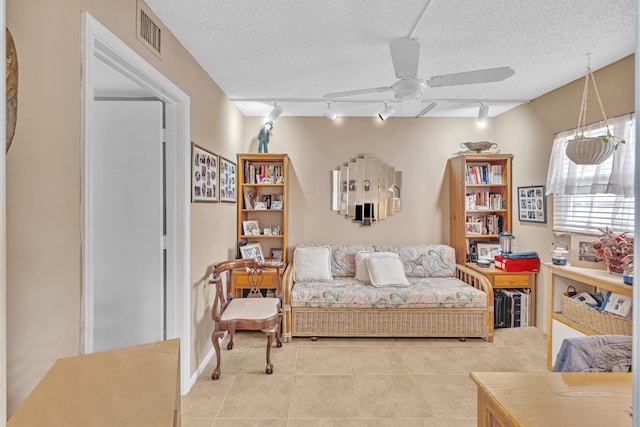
[{"xmin": 607, "ymin": 259, "xmax": 625, "ymax": 274}]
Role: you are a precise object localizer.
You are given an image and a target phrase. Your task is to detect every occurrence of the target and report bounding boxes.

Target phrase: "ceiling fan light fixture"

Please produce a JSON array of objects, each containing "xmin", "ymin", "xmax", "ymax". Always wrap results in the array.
[
  {"xmin": 391, "ymin": 79, "xmax": 427, "ymax": 100},
  {"xmin": 268, "ymin": 102, "xmax": 284, "ymax": 122},
  {"xmin": 477, "ymin": 103, "xmax": 489, "ymax": 123},
  {"xmin": 378, "ymin": 103, "xmax": 395, "ymax": 121},
  {"xmin": 324, "ymin": 102, "xmax": 337, "ymax": 120}
]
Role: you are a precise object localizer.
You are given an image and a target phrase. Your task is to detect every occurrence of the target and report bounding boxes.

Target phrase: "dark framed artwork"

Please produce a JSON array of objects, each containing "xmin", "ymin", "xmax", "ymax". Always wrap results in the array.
[
  {"xmin": 191, "ymin": 143, "xmax": 218, "ymax": 203},
  {"xmin": 517, "ymin": 185, "xmax": 546, "ymax": 223},
  {"xmin": 219, "ymin": 156, "xmax": 237, "ymax": 203}
]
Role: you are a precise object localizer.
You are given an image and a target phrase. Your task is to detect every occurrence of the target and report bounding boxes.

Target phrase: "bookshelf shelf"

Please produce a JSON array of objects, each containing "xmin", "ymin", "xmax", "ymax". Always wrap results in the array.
[
  {"xmin": 449, "ymin": 153, "xmax": 513, "ymax": 264},
  {"xmin": 237, "ymin": 153, "xmax": 289, "ymax": 263}
]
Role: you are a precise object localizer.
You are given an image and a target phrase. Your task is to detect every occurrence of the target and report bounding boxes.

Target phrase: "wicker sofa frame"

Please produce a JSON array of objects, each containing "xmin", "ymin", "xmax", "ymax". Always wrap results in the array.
[{"xmin": 282, "ymin": 263, "xmax": 494, "ymax": 342}]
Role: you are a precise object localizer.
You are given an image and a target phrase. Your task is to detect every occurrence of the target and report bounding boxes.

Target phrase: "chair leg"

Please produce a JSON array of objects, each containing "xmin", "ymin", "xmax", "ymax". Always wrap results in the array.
[
  {"xmin": 265, "ymin": 331, "xmax": 274, "ymax": 374},
  {"xmin": 211, "ymin": 330, "xmax": 224, "ymax": 380},
  {"xmin": 227, "ymin": 327, "xmax": 235, "ymax": 350},
  {"xmin": 275, "ymin": 311, "xmax": 283, "ymax": 348}
]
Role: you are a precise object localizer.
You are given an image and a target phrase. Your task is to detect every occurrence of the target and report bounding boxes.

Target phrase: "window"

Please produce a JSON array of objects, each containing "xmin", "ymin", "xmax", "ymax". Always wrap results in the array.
[{"xmin": 546, "ymin": 113, "xmax": 635, "ymax": 235}]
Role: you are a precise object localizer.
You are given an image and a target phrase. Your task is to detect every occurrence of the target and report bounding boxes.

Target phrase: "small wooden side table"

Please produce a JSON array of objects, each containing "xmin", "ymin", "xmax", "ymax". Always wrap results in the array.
[
  {"xmin": 231, "ymin": 263, "xmax": 286, "ymax": 299},
  {"xmin": 466, "ymin": 263, "xmax": 537, "ymax": 326}
]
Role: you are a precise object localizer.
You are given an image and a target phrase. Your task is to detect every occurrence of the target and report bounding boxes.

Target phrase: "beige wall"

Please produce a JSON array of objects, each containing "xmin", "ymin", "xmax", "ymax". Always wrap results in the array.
[
  {"xmin": 6, "ymin": 0, "xmax": 243, "ymax": 415},
  {"xmin": 5, "ymin": 0, "xmax": 635, "ymax": 416}
]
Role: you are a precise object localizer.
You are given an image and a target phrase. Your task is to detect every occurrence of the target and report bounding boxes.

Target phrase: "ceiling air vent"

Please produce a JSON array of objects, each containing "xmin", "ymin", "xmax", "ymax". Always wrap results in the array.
[{"xmin": 140, "ymin": 10, "xmax": 161, "ymax": 54}]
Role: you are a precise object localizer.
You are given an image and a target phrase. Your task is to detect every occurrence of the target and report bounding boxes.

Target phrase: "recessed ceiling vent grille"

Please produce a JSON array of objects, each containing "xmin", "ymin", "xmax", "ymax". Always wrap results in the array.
[{"xmin": 140, "ymin": 9, "xmax": 161, "ymax": 54}]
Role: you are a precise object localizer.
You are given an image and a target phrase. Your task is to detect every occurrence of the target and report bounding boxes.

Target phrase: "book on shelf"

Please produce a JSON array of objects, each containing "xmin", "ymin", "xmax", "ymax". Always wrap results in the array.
[{"xmin": 603, "ymin": 292, "xmax": 632, "ymax": 317}]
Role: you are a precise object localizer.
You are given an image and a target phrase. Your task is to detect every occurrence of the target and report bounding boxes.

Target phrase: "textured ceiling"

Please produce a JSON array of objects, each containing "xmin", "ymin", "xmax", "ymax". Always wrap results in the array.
[{"xmin": 143, "ymin": 0, "xmax": 636, "ymax": 119}]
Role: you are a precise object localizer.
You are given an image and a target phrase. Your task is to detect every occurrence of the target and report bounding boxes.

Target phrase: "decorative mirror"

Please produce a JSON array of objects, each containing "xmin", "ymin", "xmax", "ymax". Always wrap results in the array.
[{"xmin": 331, "ymin": 154, "xmax": 402, "ymax": 226}]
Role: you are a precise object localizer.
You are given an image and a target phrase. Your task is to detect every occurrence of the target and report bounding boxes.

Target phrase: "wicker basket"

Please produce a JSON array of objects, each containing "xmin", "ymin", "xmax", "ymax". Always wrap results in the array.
[{"xmin": 561, "ymin": 294, "xmax": 632, "ymax": 335}]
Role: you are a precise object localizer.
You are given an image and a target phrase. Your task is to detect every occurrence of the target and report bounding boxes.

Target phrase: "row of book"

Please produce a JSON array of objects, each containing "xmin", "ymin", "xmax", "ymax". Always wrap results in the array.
[
  {"xmin": 465, "ymin": 191, "xmax": 505, "ymax": 210},
  {"xmin": 495, "ymin": 288, "xmax": 531, "ymax": 328},
  {"xmin": 244, "ymin": 162, "xmax": 284, "ymax": 184},
  {"xmin": 466, "ymin": 163, "xmax": 503, "ymax": 185},
  {"xmin": 466, "ymin": 214, "xmax": 504, "ymax": 235}
]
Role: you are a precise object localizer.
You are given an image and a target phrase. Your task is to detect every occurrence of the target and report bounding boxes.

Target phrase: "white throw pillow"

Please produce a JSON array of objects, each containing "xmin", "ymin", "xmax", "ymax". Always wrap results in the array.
[
  {"xmin": 355, "ymin": 251, "xmax": 399, "ymax": 282},
  {"xmin": 365, "ymin": 257, "xmax": 409, "ymax": 287},
  {"xmin": 293, "ymin": 246, "xmax": 333, "ymax": 282}
]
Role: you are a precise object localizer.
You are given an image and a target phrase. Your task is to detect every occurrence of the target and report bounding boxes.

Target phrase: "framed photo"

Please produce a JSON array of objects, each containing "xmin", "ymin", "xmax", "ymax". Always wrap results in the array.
[
  {"xmin": 262, "ymin": 194, "xmax": 272, "ymax": 209},
  {"xmin": 242, "ymin": 187, "xmax": 257, "ymax": 209},
  {"xmin": 219, "ymin": 156, "xmax": 237, "ymax": 203},
  {"xmin": 570, "ymin": 235, "xmax": 605, "ymax": 270},
  {"xmin": 466, "ymin": 221, "xmax": 484, "ymax": 235},
  {"xmin": 242, "ymin": 220, "xmax": 260, "ymax": 236},
  {"xmin": 254, "ymin": 201, "xmax": 268, "ymax": 210},
  {"xmin": 271, "ymin": 200, "xmax": 283, "ymax": 210},
  {"xmin": 191, "ymin": 143, "xmax": 218, "ymax": 203},
  {"xmin": 270, "ymin": 248, "xmax": 283, "ymax": 261},
  {"xmin": 239, "ymin": 242, "xmax": 264, "ymax": 263},
  {"xmin": 517, "ymin": 185, "xmax": 546, "ymax": 223},
  {"xmin": 476, "ymin": 243, "xmax": 501, "ymax": 261}
]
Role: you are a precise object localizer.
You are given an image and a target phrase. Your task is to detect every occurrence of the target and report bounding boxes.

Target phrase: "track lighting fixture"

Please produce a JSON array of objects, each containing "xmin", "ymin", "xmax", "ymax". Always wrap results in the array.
[
  {"xmin": 324, "ymin": 102, "xmax": 337, "ymax": 120},
  {"xmin": 378, "ymin": 102, "xmax": 395, "ymax": 121},
  {"xmin": 477, "ymin": 103, "xmax": 489, "ymax": 123},
  {"xmin": 267, "ymin": 102, "xmax": 283, "ymax": 122}
]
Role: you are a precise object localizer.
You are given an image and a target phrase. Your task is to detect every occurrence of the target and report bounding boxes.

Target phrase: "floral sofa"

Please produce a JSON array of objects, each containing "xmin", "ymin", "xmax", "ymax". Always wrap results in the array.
[{"xmin": 281, "ymin": 244, "xmax": 494, "ymax": 342}]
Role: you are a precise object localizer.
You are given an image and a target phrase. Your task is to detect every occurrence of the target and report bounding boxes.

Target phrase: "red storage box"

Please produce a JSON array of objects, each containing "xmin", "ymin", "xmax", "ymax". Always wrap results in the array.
[{"xmin": 494, "ymin": 255, "xmax": 540, "ymax": 272}]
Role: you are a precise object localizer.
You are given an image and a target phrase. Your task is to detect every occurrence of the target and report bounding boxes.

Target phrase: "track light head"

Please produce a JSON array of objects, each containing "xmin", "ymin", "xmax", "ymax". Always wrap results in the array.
[
  {"xmin": 378, "ymin": 103, "xmax": 395, "ymax": 121},
  {"xmin": 324, "ymin": 102, "xmax": 337, "ymax": 120},
  {"xmin": 268, "ymin": 103, "xmax": 284, "ymax": 122},
  {"xmin": 477, "ymin": 103, "xmax": 489, "ymax": 123}
]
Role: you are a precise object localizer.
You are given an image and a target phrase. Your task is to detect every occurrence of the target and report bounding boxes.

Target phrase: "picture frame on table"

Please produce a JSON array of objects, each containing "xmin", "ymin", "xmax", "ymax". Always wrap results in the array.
[
  {"xmin": 517, "ymin": 185, "xmax": 546, "ymax": 223},
  {"xmin": 191, "ymin": 143, "xmax": 218, "ymax": 203},
  {"xmin": 239, "ymin": 242, "xmax": 265, "ymax": 263},
  {"xmin": 219, "ymin": 156, "xmax": 237, "ymax": 203},
  {"xmin": 570, "ymin": 235, "xmax": 605, "ymax": 270},
  {"xmin": 271, "ymin": 200, "xmax": 283, "ymax": 210},
  {"xmin": 476, "ymin": 243, "xmax": 501, "ymax": 261}
]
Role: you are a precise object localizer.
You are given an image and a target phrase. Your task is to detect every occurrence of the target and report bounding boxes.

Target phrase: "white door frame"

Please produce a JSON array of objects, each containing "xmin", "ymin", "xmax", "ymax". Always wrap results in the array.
[{"xmin": 82, "ymin": 13, "xmax": 191, "ymax": 394}]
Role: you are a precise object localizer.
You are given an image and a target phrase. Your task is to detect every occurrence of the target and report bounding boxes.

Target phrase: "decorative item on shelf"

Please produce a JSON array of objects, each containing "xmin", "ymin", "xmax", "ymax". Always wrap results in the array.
[
  {"xmin": 565, "ymin": 56, "xmax": 626, "ymax": 165},
  {"xmin": 257, "ymin": 120, "xmax": 273, "ymax": 153},
  {"xmin": 550, "ymin": 241, "xmax": 569, "ymax": 265},
  {"xmin": 459, "ymin": 141, "xmax": 498, "ymax": 154},
  {"xmin": 592, "ymin": 227, "xmax": 633, "ymax": 274}
]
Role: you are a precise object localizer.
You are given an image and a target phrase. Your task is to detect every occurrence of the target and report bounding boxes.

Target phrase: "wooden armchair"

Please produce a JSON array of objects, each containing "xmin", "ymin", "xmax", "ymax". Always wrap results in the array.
[{"xmin": 209, "ymin": 259, "xmax": 283, "ymax": 380}]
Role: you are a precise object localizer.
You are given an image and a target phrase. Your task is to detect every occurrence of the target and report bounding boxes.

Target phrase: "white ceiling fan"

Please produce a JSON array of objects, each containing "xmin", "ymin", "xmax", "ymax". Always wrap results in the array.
[{"xmin": 323, "ymin": 38, "xmax": 515, "ymax": 101}]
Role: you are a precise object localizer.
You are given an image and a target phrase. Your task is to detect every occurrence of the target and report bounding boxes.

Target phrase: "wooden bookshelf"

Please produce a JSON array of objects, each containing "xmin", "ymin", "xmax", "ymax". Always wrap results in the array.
[
  {"xmin": 449, "ymin": 153, "xmax": 513, "ymax": 264},
  {"xmin": 237, "ymin": 153, "xmax": 289, "ymax": 263}
]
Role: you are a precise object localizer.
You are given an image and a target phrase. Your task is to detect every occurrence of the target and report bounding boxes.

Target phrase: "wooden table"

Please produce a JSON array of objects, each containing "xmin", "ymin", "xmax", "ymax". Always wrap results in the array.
[
  {"xmin": 8, "ymin": 339, "xmax": 181, "ymax": 427},
  {"xmin": 466, "ymin": 263, "xmax": 537, "ymax": 326},
  {"xmin": 231, "ymin": 263, "xmax": 285, "ymax": 298},
  {"xmin": 470, "ymin": 372, "xmax": 632, "ymax": 426}
]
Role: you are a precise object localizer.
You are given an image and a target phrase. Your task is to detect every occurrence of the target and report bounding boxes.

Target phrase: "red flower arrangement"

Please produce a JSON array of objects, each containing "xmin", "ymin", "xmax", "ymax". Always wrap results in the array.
[{"xmin": 592, "ymin": 227, "xmax": 633, "ymax": 273}]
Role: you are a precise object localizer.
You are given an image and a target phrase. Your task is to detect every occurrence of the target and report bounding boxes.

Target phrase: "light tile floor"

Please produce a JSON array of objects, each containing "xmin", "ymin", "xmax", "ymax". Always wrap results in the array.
[{"xmin": 182, "ymin": 327, "xmax": 548, "ymax": 426}]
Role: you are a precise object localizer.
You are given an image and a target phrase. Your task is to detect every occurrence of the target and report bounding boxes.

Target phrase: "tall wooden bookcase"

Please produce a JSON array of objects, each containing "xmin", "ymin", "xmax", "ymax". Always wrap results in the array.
[
  {"xmin": 449, "ymin": 153, "xmax": 513, "ymax": 264},
  {"xmin": 237, "ymin": 153, "xmax": 289, "ymax": 263}
]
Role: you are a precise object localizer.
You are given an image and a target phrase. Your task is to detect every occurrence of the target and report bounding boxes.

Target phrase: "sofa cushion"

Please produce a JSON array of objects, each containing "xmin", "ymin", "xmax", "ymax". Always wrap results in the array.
[
  {"xmin": 354, "ymin": 251, "xmax": 399, "ymax": 282},
  {"xmin": 290, "ymin": 277, "xmax": 487, "ymax": 309},
  {"xmin": 330, "ymin": 244, "xmax": 375, "ymax": 277},
  {"xmin": 374, "ymin": 244, "xmax": 456, "ymax": 278},
  {"xmin": 366, "ymin": 257, "xmax": 409, "ymax": 287},
  {"xmin": 293, "ymin": 246, "xmax": 333, "ymax": 282}
]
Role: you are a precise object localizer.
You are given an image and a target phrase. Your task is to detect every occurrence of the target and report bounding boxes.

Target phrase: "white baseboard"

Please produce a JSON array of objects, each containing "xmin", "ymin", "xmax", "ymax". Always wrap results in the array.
[{"xmin": 186, "ymin": 347, "xmax": 215, "ymax": 392}]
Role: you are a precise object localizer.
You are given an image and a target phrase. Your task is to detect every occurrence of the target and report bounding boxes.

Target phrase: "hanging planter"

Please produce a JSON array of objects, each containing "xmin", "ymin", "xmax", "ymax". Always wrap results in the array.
[{"xmin": 565, "ymin": 61, "xmax": 625, "ymax": 165}]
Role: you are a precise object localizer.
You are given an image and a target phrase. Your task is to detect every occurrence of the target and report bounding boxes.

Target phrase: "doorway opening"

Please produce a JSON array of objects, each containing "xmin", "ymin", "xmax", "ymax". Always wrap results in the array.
[{"xmin": 82, "ymin": 13, "xmax": 191, "ymax": 393}]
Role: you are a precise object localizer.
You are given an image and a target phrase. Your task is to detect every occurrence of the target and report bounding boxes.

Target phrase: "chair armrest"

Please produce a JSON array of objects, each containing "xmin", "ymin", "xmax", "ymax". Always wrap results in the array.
[
  {"xmin": 282, "ymin": 263, "xmax": 294, "ymax": 306},
  {"xmin": 455, "ymin": 263, "xmax": 493, "ymax": 308}
]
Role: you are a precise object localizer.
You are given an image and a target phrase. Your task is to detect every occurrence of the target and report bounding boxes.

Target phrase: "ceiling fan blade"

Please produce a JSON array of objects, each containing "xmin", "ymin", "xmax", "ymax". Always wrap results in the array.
[
  {"xmin": 427, "ymin": 66, "xmax": 515, "ymax": 87},
  {"xmin": 323, "ymin": 86, "xmax": 391, "ymax": 99},
  {"xmin": 390, "ymin": 38, "xmax": 420, "ymax": 79}
]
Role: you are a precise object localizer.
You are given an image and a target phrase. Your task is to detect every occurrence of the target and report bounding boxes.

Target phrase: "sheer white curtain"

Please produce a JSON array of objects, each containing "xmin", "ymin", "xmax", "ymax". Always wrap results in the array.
[{"xmin": 546, "ymin": 113, "xmax": 635, "ymax": 197}]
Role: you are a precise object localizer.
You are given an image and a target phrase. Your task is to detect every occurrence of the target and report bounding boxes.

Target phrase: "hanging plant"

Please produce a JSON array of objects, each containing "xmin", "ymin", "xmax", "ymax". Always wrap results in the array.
[{"xmin": 565, "ymin": 61, "xmax": 626, "ymax": 165}]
